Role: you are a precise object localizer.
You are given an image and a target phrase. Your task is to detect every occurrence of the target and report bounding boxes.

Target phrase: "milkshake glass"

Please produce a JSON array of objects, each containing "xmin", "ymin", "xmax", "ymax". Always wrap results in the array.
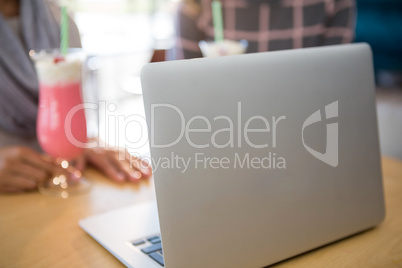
[
  {"xmin": 199, "ymin": 39, "xmax": 248, "ymax": 57},
  {"xmin": 30, "ymin": 49, "xmax": 90, "ymax": 198}
]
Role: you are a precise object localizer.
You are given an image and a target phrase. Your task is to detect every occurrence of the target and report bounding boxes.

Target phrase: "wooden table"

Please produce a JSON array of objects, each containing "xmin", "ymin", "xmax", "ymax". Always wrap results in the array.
[{"xmin": 1, "ymin": 157, "xmax": 402, "ymax": 267}]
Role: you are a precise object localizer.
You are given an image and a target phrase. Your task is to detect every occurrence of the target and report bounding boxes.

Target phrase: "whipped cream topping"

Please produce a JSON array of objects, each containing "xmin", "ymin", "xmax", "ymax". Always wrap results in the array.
[
  {"xmin": 33, "ymin": 53, "xmax": 82, "ymax": 85},
  {"xmin": 200, "ymin": 40, "xmax": 247, "ymax": 57}
]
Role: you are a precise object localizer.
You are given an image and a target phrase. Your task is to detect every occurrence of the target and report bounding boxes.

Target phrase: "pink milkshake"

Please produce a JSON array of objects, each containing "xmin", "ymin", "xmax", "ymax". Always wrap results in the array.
[
  {"xmin": 31, "ymin": 50, "xmax": 90, "ymax": 197},
  {"xmin": 35, "ymin": 53, "xmax": 87, "ymax": 160}
]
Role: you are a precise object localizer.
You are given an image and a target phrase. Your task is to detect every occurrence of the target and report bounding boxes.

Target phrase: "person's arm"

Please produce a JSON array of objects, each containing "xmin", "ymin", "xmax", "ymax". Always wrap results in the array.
[
  {"xmin": 45, "ymin": 0, "xmax": 82, "ymax": 48},
  {"xmin": 167, "ymin": 1, "xmax": 206, "ymax": 60},
  {"xmin": 324, "ymin": 0, "xmax": 356, "ymax": 45}
]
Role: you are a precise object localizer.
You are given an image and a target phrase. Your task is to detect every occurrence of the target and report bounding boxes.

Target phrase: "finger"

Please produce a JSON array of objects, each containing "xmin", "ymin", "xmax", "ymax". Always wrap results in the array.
[
  {"xmin": 9, "ymin": 161, "xmax": 49, "ymax": 183},
  {"xmin": 4, "ymin": 174, "xmax": 37, "ymax": 190},
  {"xmin": 106, "ymin": 151, "xmax": 140, "ymax": 182},
  {"xmin": 25, "ymin": 150, "xmax": 83, "ymax": 182},
  {"xmin": 126, "ymin": 151, "xmax": 152, "ymax": 179},
  {"xmin": 0, "ymin": 186, "xmax": 25, "ymax": 193},
  {"xmin": 109, "ymin": 151, "xmax": 143, "ymax": 182},
  {"xmin": 72, "ymin": 153, "xmax": 86, "ymax": 172},
  {"xmin": 18, "ymin": 148, "xmax": 56, "ymax": 174},
  {"xmin": 138, "ymin": 158, "xmax": 152, "ymax": 178},
  {"xmin": 87, "ymin": 151, "xmax": 127, "ymax": 183}
]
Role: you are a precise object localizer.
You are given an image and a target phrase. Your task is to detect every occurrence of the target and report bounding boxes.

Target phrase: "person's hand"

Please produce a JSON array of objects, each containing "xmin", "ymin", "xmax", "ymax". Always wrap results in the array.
[
  {"xmin": 0, "ymin": 146, "xmax": 56, "ymax": 193},
  {"xmin": 78, "ymin": 148, "xmax": 152, "ymax": 183}
]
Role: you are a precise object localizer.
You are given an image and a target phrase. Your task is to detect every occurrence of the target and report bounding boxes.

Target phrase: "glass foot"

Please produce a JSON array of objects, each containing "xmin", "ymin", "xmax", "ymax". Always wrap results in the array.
[{"xmin": 38, "ymin": 175, "xmax": 91, "ymax": 198}]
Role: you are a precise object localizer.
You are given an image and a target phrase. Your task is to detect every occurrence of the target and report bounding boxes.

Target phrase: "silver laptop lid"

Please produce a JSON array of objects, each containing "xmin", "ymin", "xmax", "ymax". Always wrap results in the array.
[{"xmin": 141, "ymin": 43, "xmax": 385, "ymax": 268}]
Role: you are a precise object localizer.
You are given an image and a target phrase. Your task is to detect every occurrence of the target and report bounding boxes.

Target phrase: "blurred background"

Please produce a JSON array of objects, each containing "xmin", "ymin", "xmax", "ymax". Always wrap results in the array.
[
  {"xmin": 63, "ymin": 0, "xmax": 180, "ymax": 155},
  {"xmin": 63, "ymin": 0, "xmax": 402, "ymax": 159},
  {"xmin": 353, "ymin": 0, "xmax": 402, "ymax": 161}
]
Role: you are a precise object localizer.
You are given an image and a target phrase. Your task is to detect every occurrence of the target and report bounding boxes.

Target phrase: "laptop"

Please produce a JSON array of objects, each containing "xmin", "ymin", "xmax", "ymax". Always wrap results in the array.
[{"xmin": 80, "ymin": 43, "xmax": 385, "ymax": 268}]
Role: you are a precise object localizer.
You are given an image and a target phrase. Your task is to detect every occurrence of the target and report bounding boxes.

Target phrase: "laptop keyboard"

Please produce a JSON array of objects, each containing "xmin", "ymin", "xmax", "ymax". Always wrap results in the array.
[{"xmin": 131, "ymin": 234, "xmax": 164, "ymax": 266}]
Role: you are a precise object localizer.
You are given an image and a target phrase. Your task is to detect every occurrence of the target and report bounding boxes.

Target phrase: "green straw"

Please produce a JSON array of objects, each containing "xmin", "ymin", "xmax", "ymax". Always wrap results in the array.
[
  {"xmin": 212, "ymin": 1, "xmax": 224, "ymax": 42},
  {"xmin": 60, "ymin": 6, "xmax": 69, "ymax": 56}
]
